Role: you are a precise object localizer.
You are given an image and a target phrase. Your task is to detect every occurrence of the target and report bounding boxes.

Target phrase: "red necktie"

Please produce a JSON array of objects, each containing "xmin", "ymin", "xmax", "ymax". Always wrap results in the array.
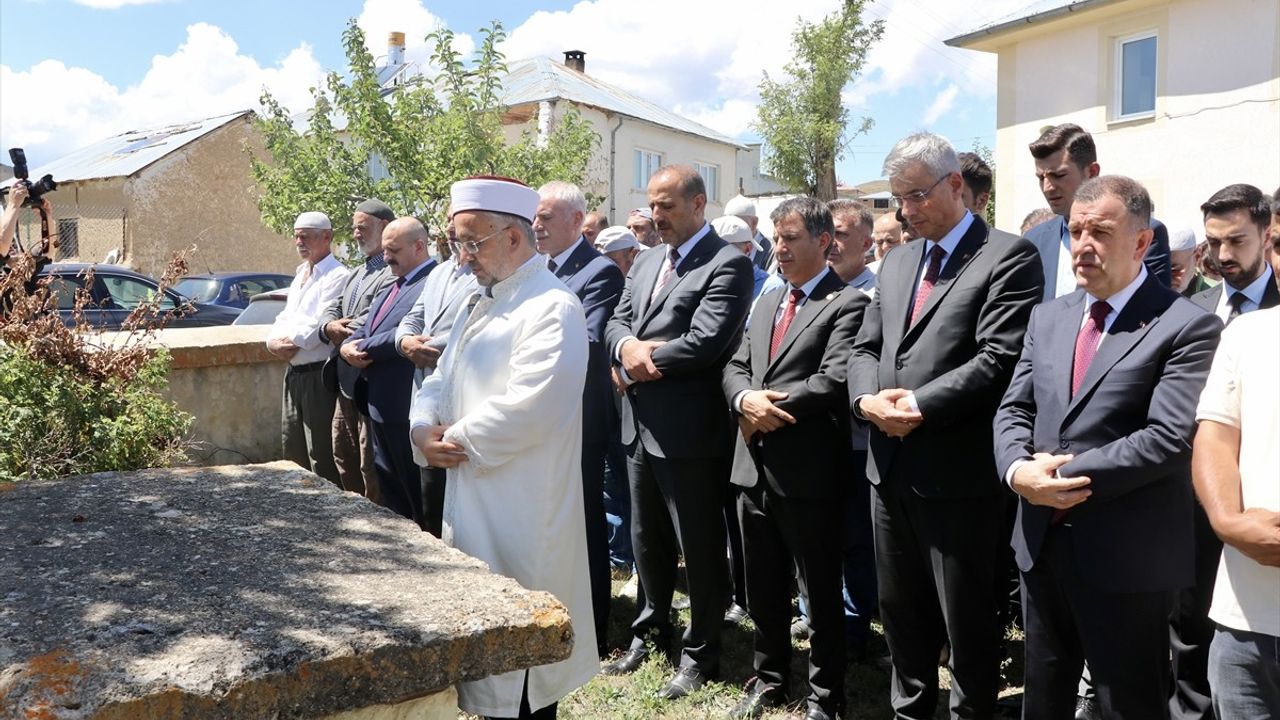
[
  {"xmin": 652, "ymin": 247, "xmax": 680, "ymax": 299},
  {"xmin": 769, "ymin": 288, "xmax": 805, "ymax": 360},
  {"xmin": 1071, "ymin": 300, "xmax": 1112, "ymax": 396},
  {"xmin": 369, "ymin": 279, "xmax": 403, "ymax": 329},
  {"xmin": 910, "ymin": 245, "xmax": 946, "ymax": 325}
]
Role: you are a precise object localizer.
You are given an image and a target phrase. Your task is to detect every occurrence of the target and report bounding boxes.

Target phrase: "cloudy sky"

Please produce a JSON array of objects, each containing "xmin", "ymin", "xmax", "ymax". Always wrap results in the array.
[{"xmin": 0, "ymin": 0, "xmax": 1030, "ymax": 187}]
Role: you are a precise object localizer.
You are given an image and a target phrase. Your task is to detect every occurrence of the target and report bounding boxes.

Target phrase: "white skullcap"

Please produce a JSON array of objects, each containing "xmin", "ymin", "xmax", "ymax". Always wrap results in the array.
[
  {"xmin": 1168, "ymin": 226, "xmax": 1198, "ymax": 252},
  {"xmin": 712, "ymin": 215, "xmax": 759, "ymax": 250},
  {"xmin": 294, "ymin": 211, "xmax": 332, "ymax": 230},
  {"xmin": 628, "ymin": 207, "xmax": 653, "ymax": 221},
  {"xmin": 724, "ymin": 194, "xmax": 757, "ymax": 218},
  {"xmin": 597, "ymin": 226, "xmax": 639, "ymax": 253},
  {"xmin": 449, "ymin": 176, "xmax": 539, "ymax": 222}
]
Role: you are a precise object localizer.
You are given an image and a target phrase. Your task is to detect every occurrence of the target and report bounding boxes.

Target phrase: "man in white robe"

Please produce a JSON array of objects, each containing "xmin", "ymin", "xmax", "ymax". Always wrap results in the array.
[{"xmin": 409, "ymin": 176, "xmax": 597, "ymax": 720}]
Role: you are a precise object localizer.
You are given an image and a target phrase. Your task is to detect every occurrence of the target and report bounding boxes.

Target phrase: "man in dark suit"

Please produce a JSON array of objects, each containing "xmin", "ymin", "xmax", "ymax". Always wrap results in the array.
[
  {"xmin": 340, "ymin": 217, "xmax": 436, "ymax": 525},
  {"xmin": 1026, "ymin": 124, "xmax": 1171, "ymax": 301},
  {"xmin": 534, "ymin": 181, "xmax": 625, "ymax": 657},
  {"xmin": 602, "ymin": 165, "xmax": 754, "ymax": 699},
  {"xmin": 995, "ymin": 175, "xmax": 1222, "ymax": 719},
  {"xmin": 321, "ymin": 199, "xmax": 395, "ymax": 500},
  {"xmin": 1169, "ymin": 183, "xmax": 1278, "ymax": 720},
  {"xmin": 722, "ymin": 197, "xmax": 868, "ymax": 720},
  {"xmin": 848, "ymin": 132, "xmax": 1044, "ymax": 719}
]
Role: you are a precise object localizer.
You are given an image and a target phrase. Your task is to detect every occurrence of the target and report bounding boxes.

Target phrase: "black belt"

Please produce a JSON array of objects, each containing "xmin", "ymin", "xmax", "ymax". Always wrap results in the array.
[{"xmin": 288, "ymin": 360, "xmax": 326, "ymax": 373}]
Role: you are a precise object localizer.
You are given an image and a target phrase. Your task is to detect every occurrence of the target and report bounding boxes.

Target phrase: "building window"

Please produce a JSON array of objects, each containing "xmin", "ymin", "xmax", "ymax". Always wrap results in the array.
[
  {"xmin": 871, "ymin": 198, "xmax": 890, "ymax": 210},
  {"xmin": 696, "ymin": 163, "xmax": 719, "ymax": 203},
  {"xmin": 1116, "ymin": 32, "xmax": 1157, "ymax": 119},
  {"xmin": 56, "ymin": 218, "xmax": 79, "ymax": 260},
  {"xmin": 634, "ymin": 149, "xmax": 663, "ymax": 190}
]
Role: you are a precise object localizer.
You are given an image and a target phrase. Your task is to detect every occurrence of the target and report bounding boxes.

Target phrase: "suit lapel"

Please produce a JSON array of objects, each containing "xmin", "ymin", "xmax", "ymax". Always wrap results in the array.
[
  {"xmin": 638, "ymin": 231, "xmax": 723, "ymax": 330},
  {"xmin": 632, "ymin": 246, "xmax": 665, "ymax": 322},
  {"xmin": 1048, "ymin": 292, "xmax": 1087, "ymax": 410},
  {"xmin": 556, "ymin": 237, "xmax": 595, "ymax": 281},
  {"xmin": 1064, "ymin": 275, "xmax": 1167, "ymax": 418},
  {"xmin": 903, "ymin": 218, "xmax": 987, "ymax": 340},
  {"xmin": 369, "ymin": 260, "xmax": 434, "ymax": 332},
  {"xmin": 751, "ymin": 288, "xmax": 785, "ymax": 379},
  {"xmin": 767, "ymin": 270, "xmax": 843, "ymax": 372},
  {"xmin": 1261, "ymin": 275, "xmax": 1280, "ymax": 309}
]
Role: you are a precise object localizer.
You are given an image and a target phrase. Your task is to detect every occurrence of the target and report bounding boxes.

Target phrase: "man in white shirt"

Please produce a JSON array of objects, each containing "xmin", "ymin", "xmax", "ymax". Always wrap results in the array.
[
  {"xmin": 265, "ymin": 211, "xmax": 351, "ymax": 485},
  {"xmin": 1193, "ymin": 305, "xmax": 1280, "ymax": 719}
]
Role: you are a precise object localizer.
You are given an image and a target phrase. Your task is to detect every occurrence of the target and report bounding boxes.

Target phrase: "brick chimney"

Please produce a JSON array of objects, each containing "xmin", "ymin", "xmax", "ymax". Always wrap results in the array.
[{"xmin": 563, "ymin": 50, "xmax": 585, "ymax": 73}]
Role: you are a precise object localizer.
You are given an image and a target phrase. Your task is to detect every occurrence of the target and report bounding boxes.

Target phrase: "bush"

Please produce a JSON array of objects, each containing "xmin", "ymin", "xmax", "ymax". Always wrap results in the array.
[{"xmin": 0, "ymin": 253, "xmax": 194, "ymax": 482}]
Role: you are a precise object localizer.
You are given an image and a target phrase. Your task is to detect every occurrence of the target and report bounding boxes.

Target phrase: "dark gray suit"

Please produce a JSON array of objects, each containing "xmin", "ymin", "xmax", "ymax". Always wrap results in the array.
[
  {"xmin": 848, "ymin": 215, "xmax": 1043, "ymax": 718},
  {"xmin": 723, "ymin": 269, "xmax": 867, "ymax": 716},
  {"xmin": 994, "ymin": 274, "xmax": 1221, "ymax": 719},
  {"xmin": 604, "ymin": 227, "xmax": 753, "ymax": 674}
]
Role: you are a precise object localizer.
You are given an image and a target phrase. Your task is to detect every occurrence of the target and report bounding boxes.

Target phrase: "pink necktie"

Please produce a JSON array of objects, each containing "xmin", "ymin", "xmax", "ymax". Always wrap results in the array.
[
  {"xmin": 1071, "ymin": 300, "xmax": 1112, "ymax": 396},
  {"xmin": 652, "ymin": 247, "xmax": 680, "ymax": 299},
  {"xmin": 370, "ymin": 280, "xmax": 402, "ymax": 329},
  {"xmin": 769, "ymin": 288, "xmax": 805, "ymax": 360},
  {"xmin": 910, "ymin": 245, "xmax": 946, "ymax": 325}
]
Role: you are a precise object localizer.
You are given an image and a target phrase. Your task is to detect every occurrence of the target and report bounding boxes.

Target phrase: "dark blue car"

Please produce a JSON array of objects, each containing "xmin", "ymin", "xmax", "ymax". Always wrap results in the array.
[
  {"xmin": 173, "ymin": 272, "xmax": 293, "ymax": 310},
  {"xmin": 37, "ymin": 264, "xmax": 242, "ymax": 330}
]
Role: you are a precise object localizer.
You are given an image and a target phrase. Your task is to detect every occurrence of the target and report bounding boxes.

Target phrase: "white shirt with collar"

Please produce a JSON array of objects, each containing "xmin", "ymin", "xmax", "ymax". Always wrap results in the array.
[
  {"xmin": 1053, "ymin": 216, "xmax": 1077, "ymax": 299},
  {"xmin": 267, "ymin": 253, "xmax": 351, "ymax": 366},
  {"xmin": 1212, "ymin": 265, "xmax": 1274, "ymax": 322},
  {"xmin": 548, "ymin": 236, "xmax": 586, "ymax": 271},
  {"xmin": 734, "ymin": 266, "xmax": 835, "ymax": 413}
]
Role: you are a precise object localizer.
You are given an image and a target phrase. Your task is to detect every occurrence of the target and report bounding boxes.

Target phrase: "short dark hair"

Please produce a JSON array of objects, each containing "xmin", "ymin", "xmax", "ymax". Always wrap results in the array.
[
  {"xmin": 1200, "ymin": 184, "xmax": 1270, "ymax": 230},
  {"xmin": 1270, "ymin": 186, "xmax": 1280, "ymax": 216},
  {"xmin": 656, "ymin": 164, "xmax": 706, "ymax": 201},
  {"xmin": 957, "ymin": 152, "xmax": 993, "ymax": 197},
  {"xmin": 1074, "ymin": 175, "xmax": 1152, "ymax": 228},
  {"xmin": 771, "ymin": 196, "xmax": 834, "ymax": 241},
  {"xmin": 1029, "ymin": 123, "xmax": 1097, "ymax": 169},
  {"xmin": 827, "ymin": 199, "xmax": 874, "ymax": 233}
]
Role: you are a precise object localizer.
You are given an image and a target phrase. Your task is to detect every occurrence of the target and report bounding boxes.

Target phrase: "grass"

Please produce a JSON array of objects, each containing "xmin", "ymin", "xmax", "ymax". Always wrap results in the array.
[{"xmin": 462, "ymin": 578, "xmax": 1026, "ymax": 719}]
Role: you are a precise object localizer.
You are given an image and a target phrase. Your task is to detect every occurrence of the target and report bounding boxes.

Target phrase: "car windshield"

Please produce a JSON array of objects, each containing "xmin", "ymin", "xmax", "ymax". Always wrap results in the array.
[{"xmin": 174, "ymin": 278, "xmax": 219, "ymax": 303}]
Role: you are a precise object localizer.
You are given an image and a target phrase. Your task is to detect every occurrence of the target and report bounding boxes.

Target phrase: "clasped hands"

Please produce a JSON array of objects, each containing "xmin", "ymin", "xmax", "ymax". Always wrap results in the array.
[
  {"xmin": 1011, "ymin": 453, "xmax": 1092, "ymax": 510},
  {"xmin": 410, "ymin": 424, "xmax": 469, "ymax": 468},
  {"xmin": 737, "ymin": 390, "xmax": 796, "ymax": 441},
  {"xmin": 339, "ymin": 338, "xmax": 372, "ymax": 369},
  {"xmin": 399, "ymin": 334, "xmax": 443, "ymax": 369},
  {"xmin": 859, "ymin": 388, "xmax": 923, "ymax": 438}
]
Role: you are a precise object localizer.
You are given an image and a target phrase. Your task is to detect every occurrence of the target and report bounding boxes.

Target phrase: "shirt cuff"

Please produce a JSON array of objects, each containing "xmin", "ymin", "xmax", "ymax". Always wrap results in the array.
[
  {"xmin": 1005, "ymin": 458, "xmax": 1031, "ymax": 488},
  {"xmin": 852, "ymin": 394, "xmax": 872, "ymax": 420},
  {"xmin": 732, "ymin": 389, "xmax": 749, "ymax": 414},
  {"xmin": 613, "ymin": 335, "xmax": 638, "ymax": 362},
  {"xmin": 616, "ymin": 365, "xmax": 636, "ymax": 387},
  {"xmin": 904, "ymin": 392, "xmax": 919, "ymax": 413}
]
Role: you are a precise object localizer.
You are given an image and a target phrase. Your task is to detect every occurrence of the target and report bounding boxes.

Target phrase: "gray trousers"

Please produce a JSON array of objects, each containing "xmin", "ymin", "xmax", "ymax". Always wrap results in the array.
[
  {"xmin": 332, "ymin": 393, "xmax": 378, "ymax": 502},
  {"xmin": 282, "ymin": 363, "xmax": 339, "ymax": 485},
  {"xmin": 1208, "ymin": 625, "xmax": 1280, "ymax": 719}
]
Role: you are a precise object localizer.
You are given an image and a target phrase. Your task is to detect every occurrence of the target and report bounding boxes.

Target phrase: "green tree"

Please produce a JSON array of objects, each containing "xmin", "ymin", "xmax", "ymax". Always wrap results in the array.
[
  {"xmin": 753, "ymin": 1, "xmax": 884, "ymax": 200},
  {"xmin": 249, "ymin": 20, "xmax": 600, "ymax": 252},
  {"xmin": 973, "ymin": 140, "xmax": 997, "ymax": 227}
]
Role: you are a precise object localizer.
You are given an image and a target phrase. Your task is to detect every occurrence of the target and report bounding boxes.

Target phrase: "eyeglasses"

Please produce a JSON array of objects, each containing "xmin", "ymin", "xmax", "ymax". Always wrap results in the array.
[
  {"xmin": 448, "ymin": 226, "xmax": 508, "ymax": 256},
  {"xmin": 891, "ymin": 174, "xmax": 950, "ymax": 208}
]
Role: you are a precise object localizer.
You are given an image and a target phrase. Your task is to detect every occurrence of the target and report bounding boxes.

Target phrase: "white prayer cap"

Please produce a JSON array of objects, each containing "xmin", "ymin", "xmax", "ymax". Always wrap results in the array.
[
  {"xmin": 724, "ymin": 194, "xmax": 757, "ymax": 218},
  {"xmin": 628, "ymin": 207, "xmax": 653, "ymax": 221},
  {"xmin": 449, "ymin": 175, "xmax": 539, "ymax": 222},
  {"xmin": 597, "ymin": 226, "xmax": 639, "ymax": 253},
  {"xmin": 712, "ymin": 215, "xmax": 759, "ymax": 251},
  {"xmin": 294, "ymin": 211, "xmax": 332, "ymax": 230},
  {"xmin": 1168, "ymin": 226, "xmax": 1198, "ymax": 252}
]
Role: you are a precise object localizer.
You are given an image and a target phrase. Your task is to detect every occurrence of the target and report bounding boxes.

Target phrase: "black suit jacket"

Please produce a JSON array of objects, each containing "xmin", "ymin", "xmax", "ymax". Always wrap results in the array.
[
  {"xmin": 1188, "ymin": 270, "xmax": 1280, "ymax": 315},
  {"xmin": 994, "ymin": 275, "xmax": 1222, "ymax": 593},
  {"xmin": 848, "ymin": 215, "xmax": 1044, "ymax": 498},
  {"xmin": 552, "ymin": 239, "xmax": 625, "ymax": 447},
  {"xmin": 723, "ymin": 269, "xmax": 868, "ymax": 498},
  {"xmin": 604, "ymin": 228, "xmax": 754, "ymax": 459},
  {"xmin": 346, "ymin": 261, "xmax": 436, "ymax": 425}
]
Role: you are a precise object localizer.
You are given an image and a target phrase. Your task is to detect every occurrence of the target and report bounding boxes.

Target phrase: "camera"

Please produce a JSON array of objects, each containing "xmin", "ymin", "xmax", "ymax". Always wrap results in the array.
[{"xmin": 2, "ymin": 148, "xmax": 58, "ymax": 207}]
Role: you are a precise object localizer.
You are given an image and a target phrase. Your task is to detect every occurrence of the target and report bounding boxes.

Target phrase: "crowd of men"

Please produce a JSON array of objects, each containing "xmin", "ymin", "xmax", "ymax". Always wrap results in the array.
[{"xmin": 261, "ymin": 123, "xmax": 1280, "ymax": 720}]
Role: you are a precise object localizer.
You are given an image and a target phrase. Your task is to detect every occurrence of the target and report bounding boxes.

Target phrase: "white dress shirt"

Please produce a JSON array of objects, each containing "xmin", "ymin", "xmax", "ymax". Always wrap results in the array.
[
  {"xmin": 267, "ymin": 253, "xmax": 350, "ymax": 366},
  {"xmin": 1052, "ymin": 217, "xmax": 1078, "ymax": 299},
  {"xmin": 548, "ymin": 236, "xmax": 586, "ymax": 271},
  {"xmin": 1212, "ymin": 266, "xmax": 1274, "ymax": 322}
]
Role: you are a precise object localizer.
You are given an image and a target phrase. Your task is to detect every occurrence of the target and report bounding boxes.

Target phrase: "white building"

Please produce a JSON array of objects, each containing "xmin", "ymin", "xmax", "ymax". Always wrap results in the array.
[{"xmin": 947, "ymin": 0, "xmax": 1280, "ymax": 232}]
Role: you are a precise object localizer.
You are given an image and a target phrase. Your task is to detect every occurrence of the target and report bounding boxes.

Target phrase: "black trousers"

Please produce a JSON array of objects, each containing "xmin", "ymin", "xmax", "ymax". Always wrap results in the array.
[
  {"xmin": 582, "ymin": 439, "xmax": 610, "ymax": 655},
  {"xmin": 1169, "ymin": 502, "xmax": 1220, "ymax": 720},
  {"xmin": 739, "ymin": 482, "xmax": 845, "ymax": 715},
  {"xmin": 1021, "ymin": 524, "xmax": 1174, "ymax": 720},
  {"xmin": 873, "ymin": 482, "xmax": 1003, "ymax": 719},
  {"xmin": 371, "ymin": 419, "xmax": 422, "ymax": 526},
  {"xmin": 420, "ymin": 466, "xmax": 446, "ymax": 538},
  {"xmin": 626, "ymin": 446, "xmax": 728, "ymax": 674}
]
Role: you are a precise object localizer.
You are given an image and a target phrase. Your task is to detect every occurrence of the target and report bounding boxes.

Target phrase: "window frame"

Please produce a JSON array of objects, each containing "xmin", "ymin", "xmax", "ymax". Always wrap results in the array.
[
  {"xmin": 634, "ymin": 148, "xmax": 664, "ymax": 191},
  {"xmin": 695, "ymin": 162, "xmax": 720, "ymax": 204},
  {"xmin": 1114, "ymin": 30, "xmax": 1158, "ymax": 121}
]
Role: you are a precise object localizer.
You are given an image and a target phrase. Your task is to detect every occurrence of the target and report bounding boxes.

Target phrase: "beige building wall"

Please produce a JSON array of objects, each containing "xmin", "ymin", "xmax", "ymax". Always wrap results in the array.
[
  {"xmin": 19, "ymin": 180, "xmax": 129, "ymax": 264},
  {"xmin": 128, "ymin": 116, "xmax": 298, "ymax": 278},
  {"xmin": 987, "ymin": 0, "xmax": 1280, "ymax": 233}
]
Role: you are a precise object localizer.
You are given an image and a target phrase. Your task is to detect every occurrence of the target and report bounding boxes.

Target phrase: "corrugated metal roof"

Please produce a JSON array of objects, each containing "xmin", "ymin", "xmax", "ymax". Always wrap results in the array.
[
  {"xmin": 947, "ymin": 0, "xmax": 1121, "ymax": 48},
  {"xmin": 500, "ymin": 57, "xmax": 745, "ymax": 149},
  {"xmin": 3, "ymin": 110, "xmax": 253, "ymax": 185}
]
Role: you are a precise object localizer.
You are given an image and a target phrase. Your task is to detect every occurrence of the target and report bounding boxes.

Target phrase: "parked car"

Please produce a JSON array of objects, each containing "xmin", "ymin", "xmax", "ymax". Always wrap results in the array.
[
  {"xmin": 231, "ymin": 288, "xmax": 289, "ymax": 326},
  {"xmin": 36, "ymin": 263, "xmax": 241, "ymax": 330},
  {"xmin": 173, "ymin": 272, "xmax": 292, "ymax": 310}
]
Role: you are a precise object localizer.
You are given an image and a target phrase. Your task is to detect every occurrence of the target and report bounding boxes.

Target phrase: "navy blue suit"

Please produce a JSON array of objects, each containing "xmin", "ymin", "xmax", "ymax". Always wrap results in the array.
[
  {"xmin": 550, "ymin": 238, "xmax": 624, "ymax": 653},
  {"xmin": 347, "ymin": 260, "xmax": 436, "ymax": 524}
]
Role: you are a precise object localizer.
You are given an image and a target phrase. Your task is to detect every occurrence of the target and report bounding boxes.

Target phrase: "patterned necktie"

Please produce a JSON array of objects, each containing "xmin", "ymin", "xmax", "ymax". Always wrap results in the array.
[
  {"xmin": 769, "ymin": 288, "xmax": 805, "ymax": 360},
  {"xmin": 1071, "ymin": 300, "xmax": 1113, "ymax": 396},
  {"xmin": 369, "ymin": 278, "xmax": 403, "ymax": 329},
  {"xmin": 910, "ymin": 245, "xmax": 947, "ymax": 325},
  {"xmin": 1227, "ymin": 291, "xmax": 1247, "ymax": 323},
  {"xmin": 652, "ymin": 246, "xmax": 681, "ymax": 299}
]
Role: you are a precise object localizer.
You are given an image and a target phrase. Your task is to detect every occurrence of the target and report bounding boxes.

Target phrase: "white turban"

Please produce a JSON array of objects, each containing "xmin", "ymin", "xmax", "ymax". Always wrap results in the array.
[{"xmin": 449, "ymin": 176, "xmax": 539, "ymax": 223}]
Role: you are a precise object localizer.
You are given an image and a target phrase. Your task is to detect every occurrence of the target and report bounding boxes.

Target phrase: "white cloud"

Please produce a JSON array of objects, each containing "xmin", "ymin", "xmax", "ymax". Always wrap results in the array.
[
  {"xmin": 72, "ymin": 0, "xmax": 170, "ymax": 8},
  {"xmin": 921, "ymin": 83, "xmax": 960, "ymax": 126},
  {"xmin": 356, "ymin": 0, "xmax": 474, "ymax": 76},
  {"xmin": 0, "ymin": 23, "xmax": 326, "ymax": 165}
]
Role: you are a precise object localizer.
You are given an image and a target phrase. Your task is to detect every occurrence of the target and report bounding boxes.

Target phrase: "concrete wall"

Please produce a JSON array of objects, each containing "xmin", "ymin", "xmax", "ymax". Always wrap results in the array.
[
  {"xmin": 988, "ymin": 0, "xmax": 1280, "ymax": 233},
  {"xmin": 128, "ymin": 116, "xmax": 298, "ymax": 278}
]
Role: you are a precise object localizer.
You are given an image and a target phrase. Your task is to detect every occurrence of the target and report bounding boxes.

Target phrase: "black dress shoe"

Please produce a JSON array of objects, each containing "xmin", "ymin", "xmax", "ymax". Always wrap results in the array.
[
  {"xmin": 656, "ymin": 667, "xmax": 711, "ymax": 700},
  {"xmin": 723, "ymin": 603, "xmax": 749, "ymax": 626},
  {"xmin": 602, "ymin": 646, "xmax": 650, "ymax": 676},
  {"xmin": 728, "ymin": 678, "xmax": 785, "ymax": 719},
  {"xmin": 1074, "ymin": 696, "xmax": 1102, "ymax": 720}
]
